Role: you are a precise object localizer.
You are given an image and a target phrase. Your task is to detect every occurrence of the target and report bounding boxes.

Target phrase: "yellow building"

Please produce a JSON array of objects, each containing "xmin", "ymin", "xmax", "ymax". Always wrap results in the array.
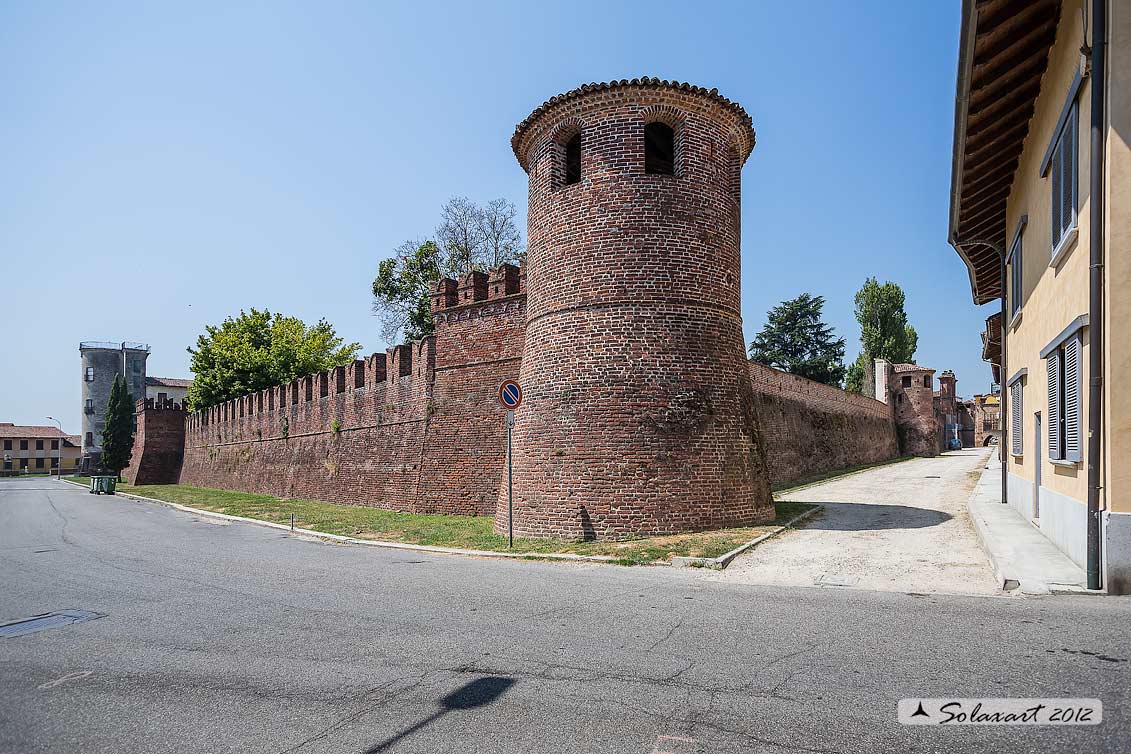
[
  {"xmin": 0, "ymin": 424, "xmax": 82, "ymax": 476},
  {"xmin": 949, "ymin": 0, "xmax": 1130, "ymax": 592}
]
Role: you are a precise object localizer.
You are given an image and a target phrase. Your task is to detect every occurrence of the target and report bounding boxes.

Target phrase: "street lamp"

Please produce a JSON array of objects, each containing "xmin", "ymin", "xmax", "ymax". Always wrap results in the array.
[{"xmin": 46, "ymin": 416, "xmax": 62, "ymax": 431}]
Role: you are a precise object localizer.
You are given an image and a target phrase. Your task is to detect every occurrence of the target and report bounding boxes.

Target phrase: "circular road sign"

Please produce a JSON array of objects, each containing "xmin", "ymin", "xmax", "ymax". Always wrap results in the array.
[{"xmin": 499, "ymin": 380, "xmax": 523, "ymax": 409}]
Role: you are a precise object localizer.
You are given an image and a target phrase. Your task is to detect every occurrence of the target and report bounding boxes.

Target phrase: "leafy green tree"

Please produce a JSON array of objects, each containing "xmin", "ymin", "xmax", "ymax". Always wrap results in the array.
[
  {"xmin": 845, "ymin": 277, "xmax": 919, "ymax": 393},
  {"xmin": 371, "ymin": 240, "xmax": 443, "ymax": 342},
  {"xmin": 100, "ymin": 374, "xmax": 135, "ymax": 478},
  {"xmin": 187, "ymin": 309, "xmax": 360, "ymax": 410},
  {"xmin": 749, "ymin": 293, "xmax": 846, "ymax": 386},
  {"xmin": 372, "ymin": 198, "xmax": 524, "ymax": 343}
]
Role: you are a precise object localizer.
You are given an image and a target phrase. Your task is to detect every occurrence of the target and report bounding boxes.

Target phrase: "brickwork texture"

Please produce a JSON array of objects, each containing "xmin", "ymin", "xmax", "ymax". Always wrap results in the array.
[{"xmin": 122, "ymin": 398, "xmax": 186, "ymax": 485}]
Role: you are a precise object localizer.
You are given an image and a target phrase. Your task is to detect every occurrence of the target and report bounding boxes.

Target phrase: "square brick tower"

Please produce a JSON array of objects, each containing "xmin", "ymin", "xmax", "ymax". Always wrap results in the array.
[{"xmin": 501, "ymin": 78, "xmax": 775, "ymax": 540}]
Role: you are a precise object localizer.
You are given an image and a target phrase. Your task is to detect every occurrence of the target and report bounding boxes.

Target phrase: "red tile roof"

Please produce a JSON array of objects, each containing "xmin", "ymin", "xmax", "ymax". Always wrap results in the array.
[
  {"xmin": 892, "ymin": 363, "xmax": 933, "ymax": 374},
  {"xmin": 146, "ymin": 376, "xmax": 193, "ymax": 388},
  {"xmin": 0, "ymin": 424, "xmax": 72, "ymax": 439}
]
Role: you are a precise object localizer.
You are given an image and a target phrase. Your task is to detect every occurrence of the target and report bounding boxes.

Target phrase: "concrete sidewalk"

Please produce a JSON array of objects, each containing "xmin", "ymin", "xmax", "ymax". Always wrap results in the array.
[{"xmin": 966, "ymin": 454, "xmax": 1089, "ymax": 595}]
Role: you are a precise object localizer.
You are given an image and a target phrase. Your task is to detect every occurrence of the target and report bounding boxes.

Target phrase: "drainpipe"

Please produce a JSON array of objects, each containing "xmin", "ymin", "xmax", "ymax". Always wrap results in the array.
[
  {"xmin": 1086, "ymin": 0, "xmax": 1106, "ymax": 591},
  {"xmin": 954, "ymin": 238, "xmax": 1008, "ymax": 507}
]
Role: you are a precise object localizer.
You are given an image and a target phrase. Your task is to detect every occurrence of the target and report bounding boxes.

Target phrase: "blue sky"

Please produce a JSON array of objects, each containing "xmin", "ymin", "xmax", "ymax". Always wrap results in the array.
[{"xmin": 0, "ymin": 1, "xmax": 996, "ymax": 433}]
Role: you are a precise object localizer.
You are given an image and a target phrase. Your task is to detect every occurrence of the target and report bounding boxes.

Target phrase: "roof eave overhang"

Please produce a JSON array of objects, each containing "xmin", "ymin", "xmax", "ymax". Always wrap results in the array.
[
  {"xmin": 948, "ymin": 0, "xmax": 988, "ymax": 305},
  {"xmin": 946, "ymin": 0, "xmax": 1060, "ymax": 306}
]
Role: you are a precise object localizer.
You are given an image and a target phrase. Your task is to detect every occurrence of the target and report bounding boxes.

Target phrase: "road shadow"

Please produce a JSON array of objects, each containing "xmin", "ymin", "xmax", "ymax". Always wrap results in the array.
[
  {"xmin": 364, "ymin": 675, "xmax": 515, "ymax": 753},
  {"xmin": 790, "ymin": 502, "xmax": 951, "ymax": 531}
]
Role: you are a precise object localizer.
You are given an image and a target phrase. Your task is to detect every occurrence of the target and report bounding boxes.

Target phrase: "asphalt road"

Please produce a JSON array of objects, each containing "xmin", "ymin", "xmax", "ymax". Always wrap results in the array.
[{"xmin": 1, "ymin": 478, "xmax": 1128, "ymax": 753}]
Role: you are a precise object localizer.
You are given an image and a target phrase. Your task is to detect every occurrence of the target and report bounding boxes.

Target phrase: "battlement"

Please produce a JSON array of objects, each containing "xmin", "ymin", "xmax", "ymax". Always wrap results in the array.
[
  {"xmin": 186, "ymin": 336, "xmax": 444, "ymax": 433},
  {"xmin": 431, "ymin": 263, "xmax": 525, "ymax": 313},
  {"xmin": 748, "ymin": 362, "xmax": 893, "ymax": 421},
  {"xmin": 137, "ymin": 397, "xmax": 186, "ymax": 412}
]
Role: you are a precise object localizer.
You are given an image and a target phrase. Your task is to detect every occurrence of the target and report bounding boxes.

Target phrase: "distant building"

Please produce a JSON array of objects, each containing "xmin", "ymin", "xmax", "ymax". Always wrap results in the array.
[
  {"xmin": 146, "ymin": 376, "xmax": 192, "ymax": 407},
  {"xmin": 934, "ymin": 370, "xmax": 962, "ymax": 450},
  {"xmin": 971, "ymin": 394, "xmax": 1001, "ymax": 448},
  {"xmin": 890, "ymin": 362, "xmax": 940, "ymax": 457},
  {"xmin": 80, "ymin": 341, "xmax": 149, "ymax": 469},
  {"xmin": 0, "ymin": 423, "xmax": 81, "ymax": 476}
]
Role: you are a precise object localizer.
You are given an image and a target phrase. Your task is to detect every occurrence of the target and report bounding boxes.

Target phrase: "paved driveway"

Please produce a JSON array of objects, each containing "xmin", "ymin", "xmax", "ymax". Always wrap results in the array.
[{"xmin": 709, "ymin": 449, "xmax": 1000, "ymax": 595}]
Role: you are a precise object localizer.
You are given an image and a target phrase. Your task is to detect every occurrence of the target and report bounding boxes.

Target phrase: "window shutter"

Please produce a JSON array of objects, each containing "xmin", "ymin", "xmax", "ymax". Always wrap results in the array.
[
  {"xmin": 1063, "ymin": 106, "xmax": 1077, "ymax": 236},
  {"xmin": 1051, "ymin": 135, "xmax": 1064, "ymax": 246},
  {"xmin": 1011, "ymin": 381, "xmax": 1023, "ymax": 456},
  {"xmin": 1063, "ymin": 334, "xmax": 1082, "ymax": 462},
  {"xmin": 1047, "ymin": 349, "xmax": 1061, "ymax": 460}
]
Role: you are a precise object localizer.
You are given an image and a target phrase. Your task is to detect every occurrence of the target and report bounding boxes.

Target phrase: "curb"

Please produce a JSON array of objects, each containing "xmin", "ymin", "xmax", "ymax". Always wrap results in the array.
[
  {"xmin": 57, "ymin": 479, "xmax": 619, "ymax": 565},
  {"xmin": 965, "ymin": 482, "xmax": 1020, "ymax": 593},
  {"xmin": 670, "ymin": 505, "xmax": 821, "ymax": 570}
]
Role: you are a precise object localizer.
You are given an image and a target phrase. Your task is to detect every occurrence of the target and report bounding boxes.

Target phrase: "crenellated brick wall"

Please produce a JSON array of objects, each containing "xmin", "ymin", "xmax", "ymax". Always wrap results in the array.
[
  {"xmin": 173, "ymin": 265, "xmax": 526, "ymax": 516},
  {"xmin": 122, "ymin": 398, "xmax": 187, "ymax": 485},
  {"xmin": 748, "ymin": 363, "xmax": 899, "ymax": 486},
  {"xmin": 136, "ymin": 271, "xmax": 898, "ymax": 520}
]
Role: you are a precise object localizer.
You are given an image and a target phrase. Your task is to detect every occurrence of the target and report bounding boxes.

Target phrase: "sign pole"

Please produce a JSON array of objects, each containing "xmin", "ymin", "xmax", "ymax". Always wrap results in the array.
[
  {"xmin": 497, "ymin": 380, "xmax": 522, "ymax": 549},
  {"xmin": 506, "ymin": 409, "xmax": 514, "ymax": 548}
]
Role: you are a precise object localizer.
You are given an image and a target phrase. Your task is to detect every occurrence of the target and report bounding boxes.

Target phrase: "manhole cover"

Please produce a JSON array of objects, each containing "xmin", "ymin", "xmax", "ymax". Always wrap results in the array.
[{"xmin": 0, "ymin": 610, "xmax": 105, "ymax": 638}]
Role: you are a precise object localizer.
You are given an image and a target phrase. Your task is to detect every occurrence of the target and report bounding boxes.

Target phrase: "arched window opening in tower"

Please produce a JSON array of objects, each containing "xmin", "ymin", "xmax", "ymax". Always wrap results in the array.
[
  {"xmin": 644, "ymin": 122, "xmax": 675, "ymax": 175},
  {"xmin": 564, "ymin": 132, "xmax": 582, "ymax": 185}
]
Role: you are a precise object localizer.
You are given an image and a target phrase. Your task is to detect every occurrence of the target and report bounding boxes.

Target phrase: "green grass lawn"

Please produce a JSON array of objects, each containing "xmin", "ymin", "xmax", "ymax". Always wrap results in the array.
[{"xmin": 103, "ymin": 482, "xmax": 813, "ymax": 566}]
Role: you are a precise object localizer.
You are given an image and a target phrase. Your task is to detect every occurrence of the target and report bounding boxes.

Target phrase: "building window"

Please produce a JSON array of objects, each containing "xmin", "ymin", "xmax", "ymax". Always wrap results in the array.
[
  {"xmin": 85, "ymin": 432, "xmax": 93, "ymax": 446},
  {"xmin": 158, "ymin": 392, "xmax": 167, "ymax": 404},
  {"xmin": 74, "ymin": 458, "xmax": 80, "ymax": 466},
  {"xmin": 901, "ymin": 376, "xmax": 912, "ymax": 388},
  {"xmin": 923, "ymin": 376, "xmax": 932, "ymax": 388},
  {"xmin": 1046, "ymin": 331, "xmax": 1083, "ymax": 462},
  {"xmin": 1009, "ymin": 227, "xmax": 1023, "ymax": 317},
  {"xmin": 51, "ymin": 457, "xmax": 59, "ymax": 469},
  {"xmin": 644, "ymin": 122, "xmax": 675, "ymax": 175},
  {"xmin": 2, "ymin": 461, "xmax": 10, "ymax": 471},
  {"xmin": 1010, "ymin": 380, "xmax": 1024, "ymax": 456},
  {"xmin": 1049, "ymin": 103, "xmax": 1078, "ymax": 254},
  {"xmin": 35, "ymin": 458, "xmax": 44, "ymax": 469},
  {"xmin": 132, "ymin": 359, "xmax": 141, "ymax": 374},
  {"xmin": 35, "ymin": 439, "xmax": 43, "ymax": 450},
  {"xmin": 3, "ymin": 440, "xmax": 9, "ymax": 450},
  {"xmin": 85, "ymin": 367, "xmax": 95, "ymax": 381},
  {"xmin": 51, "ymin": 439, "xmax": 59, "ymax": 450},
  {"xmin": 19, "ymin": 440, "xmax": 28, "ymax": 450},
  {"xmin": 564, "ymin": 132, "xmax": 582, "ymax": 185}
]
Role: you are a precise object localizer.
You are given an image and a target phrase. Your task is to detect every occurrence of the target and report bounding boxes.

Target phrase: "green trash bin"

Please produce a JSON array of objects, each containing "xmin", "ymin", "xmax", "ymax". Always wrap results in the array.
[{"xmin": 89, "ymin": 476, "xmax": 117, "ymax": 495}]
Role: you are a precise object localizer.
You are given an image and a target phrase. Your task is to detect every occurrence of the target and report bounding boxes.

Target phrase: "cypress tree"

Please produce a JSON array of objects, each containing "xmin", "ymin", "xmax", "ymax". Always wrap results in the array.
[{"xmin": 100, "ymin": 374, "xmax": 136, "ymax": 479}]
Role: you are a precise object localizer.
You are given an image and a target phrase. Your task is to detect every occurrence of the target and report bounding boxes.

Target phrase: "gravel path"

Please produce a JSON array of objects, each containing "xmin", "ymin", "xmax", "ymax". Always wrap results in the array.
[{"xmin": 708, "ymin": 448, "xmax": 1001, "ymax": 595}]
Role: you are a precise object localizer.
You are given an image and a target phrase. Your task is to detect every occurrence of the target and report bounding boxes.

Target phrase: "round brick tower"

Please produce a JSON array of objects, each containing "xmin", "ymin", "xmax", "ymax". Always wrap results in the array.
[{"xmin": 498, "ymin": 78, "xmax": 775, "ymax": 540}]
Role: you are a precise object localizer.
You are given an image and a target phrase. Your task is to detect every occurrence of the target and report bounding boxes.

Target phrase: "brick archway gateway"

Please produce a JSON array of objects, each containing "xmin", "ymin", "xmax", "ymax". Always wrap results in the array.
[{"xmin": 498, "ymin": 79, "xmax": 775, "ymax": 540}]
